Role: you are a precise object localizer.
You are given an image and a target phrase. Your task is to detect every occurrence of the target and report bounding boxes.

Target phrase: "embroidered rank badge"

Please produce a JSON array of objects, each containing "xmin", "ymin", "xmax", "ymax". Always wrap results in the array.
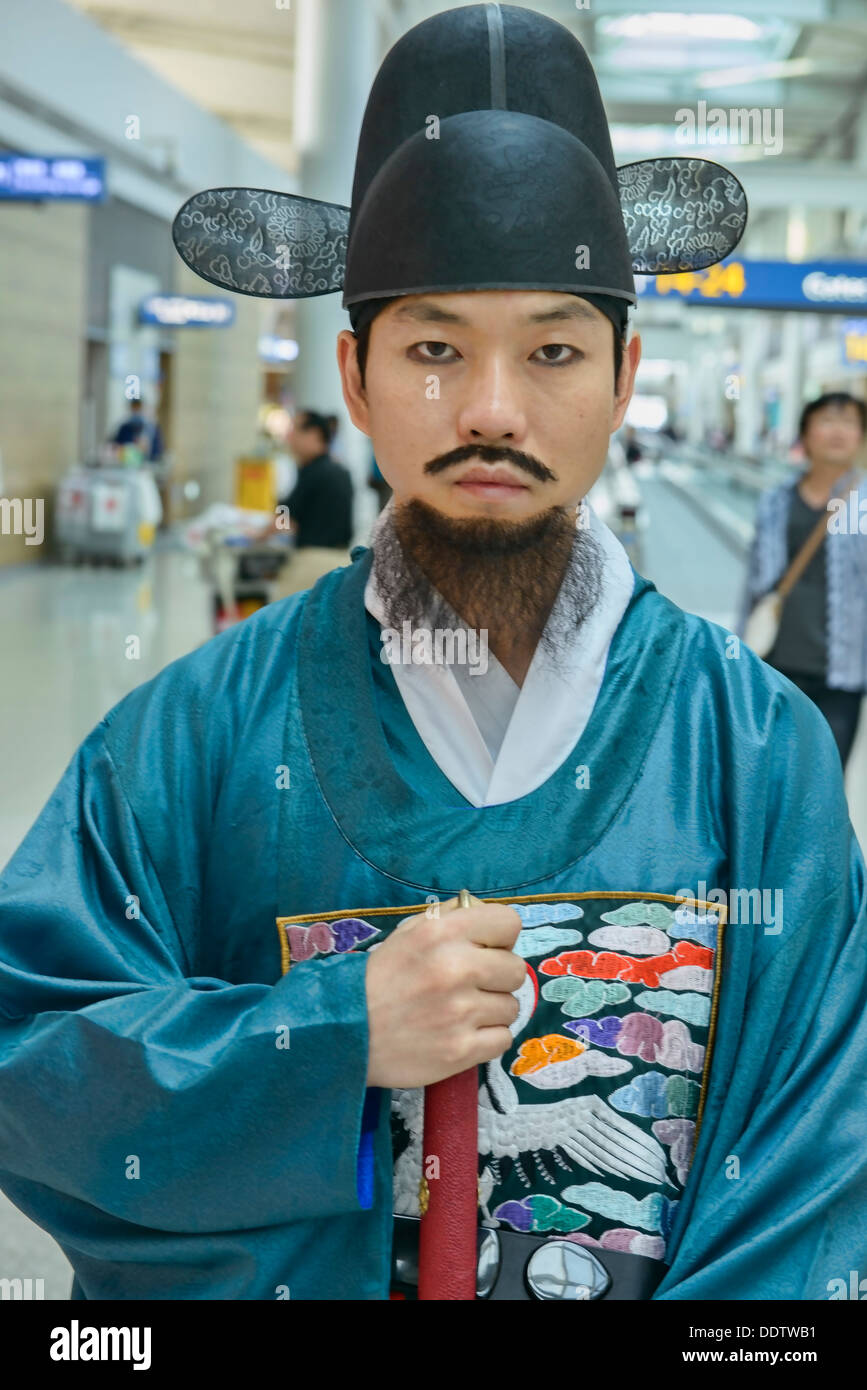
[{"xmin": 275, "ymin": 892, "xmax": 726, "ymax": 1261}]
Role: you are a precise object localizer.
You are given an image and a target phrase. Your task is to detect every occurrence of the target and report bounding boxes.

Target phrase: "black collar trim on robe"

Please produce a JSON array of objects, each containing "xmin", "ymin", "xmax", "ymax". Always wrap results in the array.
[{"xmin": 295, "ymin": 548, "xmax": 687, "ymax": 895}]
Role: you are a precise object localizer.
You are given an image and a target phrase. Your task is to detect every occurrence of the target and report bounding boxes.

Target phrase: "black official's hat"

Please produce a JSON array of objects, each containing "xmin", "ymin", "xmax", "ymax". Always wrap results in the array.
[{"xmin": 171, "ymin": 2, "xmax": 747, "ymax": 331}]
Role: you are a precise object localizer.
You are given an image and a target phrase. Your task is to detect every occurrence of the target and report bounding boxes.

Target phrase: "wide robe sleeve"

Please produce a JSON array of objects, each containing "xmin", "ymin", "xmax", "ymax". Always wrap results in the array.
[
  {"xmin": 0, "ymin": 721, "xmax": 374, "ymax": 1240},
  {"xmin": 656, "ymin": 661, "xmax": 867, "ymax": 1299}
]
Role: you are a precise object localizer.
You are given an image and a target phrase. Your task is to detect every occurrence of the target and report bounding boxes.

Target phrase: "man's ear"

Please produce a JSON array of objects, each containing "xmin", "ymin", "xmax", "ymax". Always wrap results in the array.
[
  {"xmin": 612, "ymin": 332, "xmax": 641, "ymax": 433},
  {"xmin": 336, "ymin": 330, "xmax": 371, "ymax": 438}
]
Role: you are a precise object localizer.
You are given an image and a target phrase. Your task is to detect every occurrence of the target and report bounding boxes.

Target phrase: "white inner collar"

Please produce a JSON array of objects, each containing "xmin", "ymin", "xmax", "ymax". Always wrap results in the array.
[{"xmin": 364, "ymin": 503, "xmax": 635, "ymax": 807}]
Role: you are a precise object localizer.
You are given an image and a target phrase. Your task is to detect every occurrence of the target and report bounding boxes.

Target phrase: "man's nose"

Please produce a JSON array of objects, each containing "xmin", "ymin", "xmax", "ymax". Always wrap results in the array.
[{"xmin": 455, "ymin": 358, "xmax": 528, "ymax": 444}]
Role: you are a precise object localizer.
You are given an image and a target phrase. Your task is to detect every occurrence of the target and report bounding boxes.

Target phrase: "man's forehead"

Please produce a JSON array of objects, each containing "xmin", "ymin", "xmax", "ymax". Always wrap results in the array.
[
  {"xmin": 812, "ymin": 403, "xmax": 861, "ymax": 419},
  {"xmin": 383, "ymin": 291, "xmax": 605, "ymax": 328}
]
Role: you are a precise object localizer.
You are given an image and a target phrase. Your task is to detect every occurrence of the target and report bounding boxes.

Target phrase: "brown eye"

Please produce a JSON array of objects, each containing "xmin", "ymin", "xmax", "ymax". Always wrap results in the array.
[
  {"xmin": 413, "ymin": 341, "xmax": 456, "ymax": 360},
  {"xmin": 533, "ymin": 344, "xmax": 580, "ymax": 364}
]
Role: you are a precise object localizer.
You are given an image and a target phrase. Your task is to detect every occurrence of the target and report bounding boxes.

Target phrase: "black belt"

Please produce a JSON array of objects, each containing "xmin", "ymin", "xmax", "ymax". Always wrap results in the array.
[{"xmin": 390, "ymin": 1214, "xmax": 666, "ymax": 1301}]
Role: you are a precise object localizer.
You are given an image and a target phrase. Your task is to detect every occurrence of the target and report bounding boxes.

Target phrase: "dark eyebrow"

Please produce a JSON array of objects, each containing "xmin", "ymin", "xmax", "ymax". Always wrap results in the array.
[
  {"xmin": 525, "ymin": 302, "xmax": 599, "ymax": 325},
  {"xmin": 390, "ymin": 302, "xmax": 467, "ymax": 324},
  {"xmin": 388, "ymin": 299, "xmax": 600, "ymax": 326}
]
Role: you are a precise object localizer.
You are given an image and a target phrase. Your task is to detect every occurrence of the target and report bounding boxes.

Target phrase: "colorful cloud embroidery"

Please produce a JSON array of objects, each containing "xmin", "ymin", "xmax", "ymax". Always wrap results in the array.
[
  {"xmin": 652, "ymin": 1119, "xmax": 696, "ymax": 1186},
  {"xmin": 541, "ymin": 977, "xmax": 631, "ymax": 1016},
  {"xmin": 286, "ymin": 917, "xmax": 378, "ymax": 962},
  {"xmin": 609, "ymin": 1071, "xmax": 669, "ymax": 1118},
  {"xmin": 510, "ymin": 1034, "xmax": 632, "ymax": 1090},
  {"xmin": 540, "ymin": 939, "xmax": 713, "ymax": 988},
  {"xmin": 563, "ymin": 1015, "xmax": 623, "ymax": 1048},
  {"xmin": 665, "ymin": 1076, "xmax": 702, "ymax": 1118},
  {"xmin": 560, "ymin": 1182, "xmax": 679, "ymax": 1236},
  {"xmin": 613, "ymin": 1013, "xmax": 705, "ymax": 1072},
  {"xmin": 512, "ymin": 902, "xmax": 585, "ymax": 928},
  {"xmin": 587, "ymin": 925, "xmax": 672, "ymax": 955},
  {"xmin": 610, "ymin": 1071, "xmax": 701, "ymax": 1120},
  {"xmin": 599, "ymin": 902, "xmax": 675, "ymax": 930},
  {"xmin": 634, "ymin": 989, "xmax": 710, "ymax": 1027},
  {"xmin": 493, "ymin": 1194, "xmax": 590, "ymax": 1234},
  {"xmin": 658, "ymin": 965, "xmax": 712, "ymax": 992},
  {"xmin": 515, "ymin": 925, "xmax": 584, "ymax": 959},
  {"xmin": 671, "ymin": 906, "xmax": 719, "ymax": 949},
  {"xmin": 512, "ymin": 1033, "xmax": 583, "ymax": 1074},
  {"xmin": 563, "ymin": 1228, "xmax": 667, "ymax": 1261}
]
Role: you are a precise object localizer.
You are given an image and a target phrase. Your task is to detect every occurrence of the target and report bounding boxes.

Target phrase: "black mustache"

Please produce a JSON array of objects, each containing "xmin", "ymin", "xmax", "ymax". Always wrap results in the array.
[{"xmin": 423, "ymin": 444, "xmax": 557, "ymax": 483}]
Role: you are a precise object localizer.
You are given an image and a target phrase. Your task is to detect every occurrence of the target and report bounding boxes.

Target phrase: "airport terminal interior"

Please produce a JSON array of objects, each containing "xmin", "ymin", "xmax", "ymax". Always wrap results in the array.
[{"xmin": 1, "ymin": 0, "xmax": 867, "ymax": 1298}]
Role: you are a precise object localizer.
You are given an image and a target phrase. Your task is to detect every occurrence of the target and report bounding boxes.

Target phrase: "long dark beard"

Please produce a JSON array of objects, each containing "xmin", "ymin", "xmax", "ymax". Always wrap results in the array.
[{"xmin": 371, "ymin": 498, "xmax": 604, "ymax": 671}]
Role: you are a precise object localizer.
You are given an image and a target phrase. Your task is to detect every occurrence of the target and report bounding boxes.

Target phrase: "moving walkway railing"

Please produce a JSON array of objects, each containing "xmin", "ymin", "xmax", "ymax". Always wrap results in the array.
[
  {"xmin": 651, "ymin": 441, "xmax": 797, "ymax": 552},
  {"xmin": 660, "ymin": 441, "xmax": 793, "ymax": 495}
]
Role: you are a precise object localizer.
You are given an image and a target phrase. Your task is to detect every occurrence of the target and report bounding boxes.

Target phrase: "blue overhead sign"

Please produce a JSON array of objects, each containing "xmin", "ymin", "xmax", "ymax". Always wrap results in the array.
[
  {"xmin": 0, "ymin": 155, "xmax": 105, "ymax": 201},
  {"xmin": 139, "ymin": 295, "xmax": 235, "ymax": 327},
  {"xmin": 259, "ymin": 335, "xmax": 299, "ymax": 363},
  {"xmin": 636, "ymin": 259, "xmax": 867, "ymax": 313}
]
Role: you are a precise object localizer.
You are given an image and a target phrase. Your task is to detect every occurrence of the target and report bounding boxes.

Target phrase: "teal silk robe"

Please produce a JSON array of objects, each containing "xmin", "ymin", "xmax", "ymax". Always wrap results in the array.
[{"xmin": 1, "ymin": 549, "xmax": 865, "ymax": 1299}]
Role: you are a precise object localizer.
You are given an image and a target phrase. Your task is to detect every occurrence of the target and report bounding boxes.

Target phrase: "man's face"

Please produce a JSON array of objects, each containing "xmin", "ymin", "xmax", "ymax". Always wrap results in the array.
[
  {"xmin": 802, "ymin": 404, "xmax": 864, "ymax": 469},
  {"xmin": 337, "ymin": 290, "xmax": 640, "ymax": 519},
  {"xmin": 289, "ymin": 417, "xmax": 322, "ymax": 463}
]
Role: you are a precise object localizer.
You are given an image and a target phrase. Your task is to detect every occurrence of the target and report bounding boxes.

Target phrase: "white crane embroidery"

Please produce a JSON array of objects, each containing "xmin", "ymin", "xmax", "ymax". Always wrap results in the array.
[{"xmin": 392, "ymin": 964, "xmax": 671, "ymax": 1221}]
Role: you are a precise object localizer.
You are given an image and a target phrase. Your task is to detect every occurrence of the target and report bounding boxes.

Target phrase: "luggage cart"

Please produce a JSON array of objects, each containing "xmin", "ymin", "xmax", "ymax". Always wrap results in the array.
[
  {"xmin": 55, "ymin": 465, "xmax": 162, "ymax": 566},
  {"xmin": 197, "ymin": 529, "xmax": 290, "ymax": 634}
]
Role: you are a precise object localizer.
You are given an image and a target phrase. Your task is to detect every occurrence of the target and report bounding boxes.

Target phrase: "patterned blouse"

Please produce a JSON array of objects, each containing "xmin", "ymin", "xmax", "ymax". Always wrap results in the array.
[{"xmin": 737, "ymin": 472, "xmax": 867, "ymax": 693}]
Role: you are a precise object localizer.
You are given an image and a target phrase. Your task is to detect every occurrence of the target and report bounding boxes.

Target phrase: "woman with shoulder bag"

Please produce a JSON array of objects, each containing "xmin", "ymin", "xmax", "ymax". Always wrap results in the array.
[{"xmin": 739, "ymin": 392, "xmax": 867, "ymax": 769}]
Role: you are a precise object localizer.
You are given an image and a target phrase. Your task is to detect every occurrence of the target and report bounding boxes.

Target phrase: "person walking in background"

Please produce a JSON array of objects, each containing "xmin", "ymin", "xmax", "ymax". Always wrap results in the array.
[
  {"xmin": 113, "ymin": 397, "xmax": 164, "ymax": 463},
  {"xmin": 623, "ymin": 426, "xmax": 642, "ymax": 465},
  {"xmin": 267, "ymin": 408, "xmax": 354, "ymax": 597},
  {"xmin": 739, "ymin": 391, "xmax": 867, "ymax": 768}
]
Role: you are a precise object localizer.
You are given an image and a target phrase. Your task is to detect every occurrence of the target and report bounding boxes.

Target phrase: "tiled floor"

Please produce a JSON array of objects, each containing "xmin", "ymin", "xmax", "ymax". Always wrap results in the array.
[
  {"xmin": 0, "ymin": 546, "xmax": 214, "ymax": 1297},
  {"xmin": 0, "ymin": 548, "xmax": 213, "ymax": 868}
]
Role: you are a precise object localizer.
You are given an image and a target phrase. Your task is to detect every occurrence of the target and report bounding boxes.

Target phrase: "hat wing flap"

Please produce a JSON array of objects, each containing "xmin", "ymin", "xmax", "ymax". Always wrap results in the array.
[
  {"xmin": 619, "ymin": 157, "xmax": 748, "ymax": 274},
  {"xmin": 172, "ymin": 158, "xmax": 747, "ymax": 300},
  {"xmin": 171, "ymin": 187, "xmax": 349, "ymax": 299}
]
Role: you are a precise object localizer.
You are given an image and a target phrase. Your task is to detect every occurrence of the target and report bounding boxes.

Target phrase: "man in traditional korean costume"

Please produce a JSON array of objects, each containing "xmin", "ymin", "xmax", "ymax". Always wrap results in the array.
[{"xmin": 1, "ymin": 4, "xmax": 865, "ymax": 1302}]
